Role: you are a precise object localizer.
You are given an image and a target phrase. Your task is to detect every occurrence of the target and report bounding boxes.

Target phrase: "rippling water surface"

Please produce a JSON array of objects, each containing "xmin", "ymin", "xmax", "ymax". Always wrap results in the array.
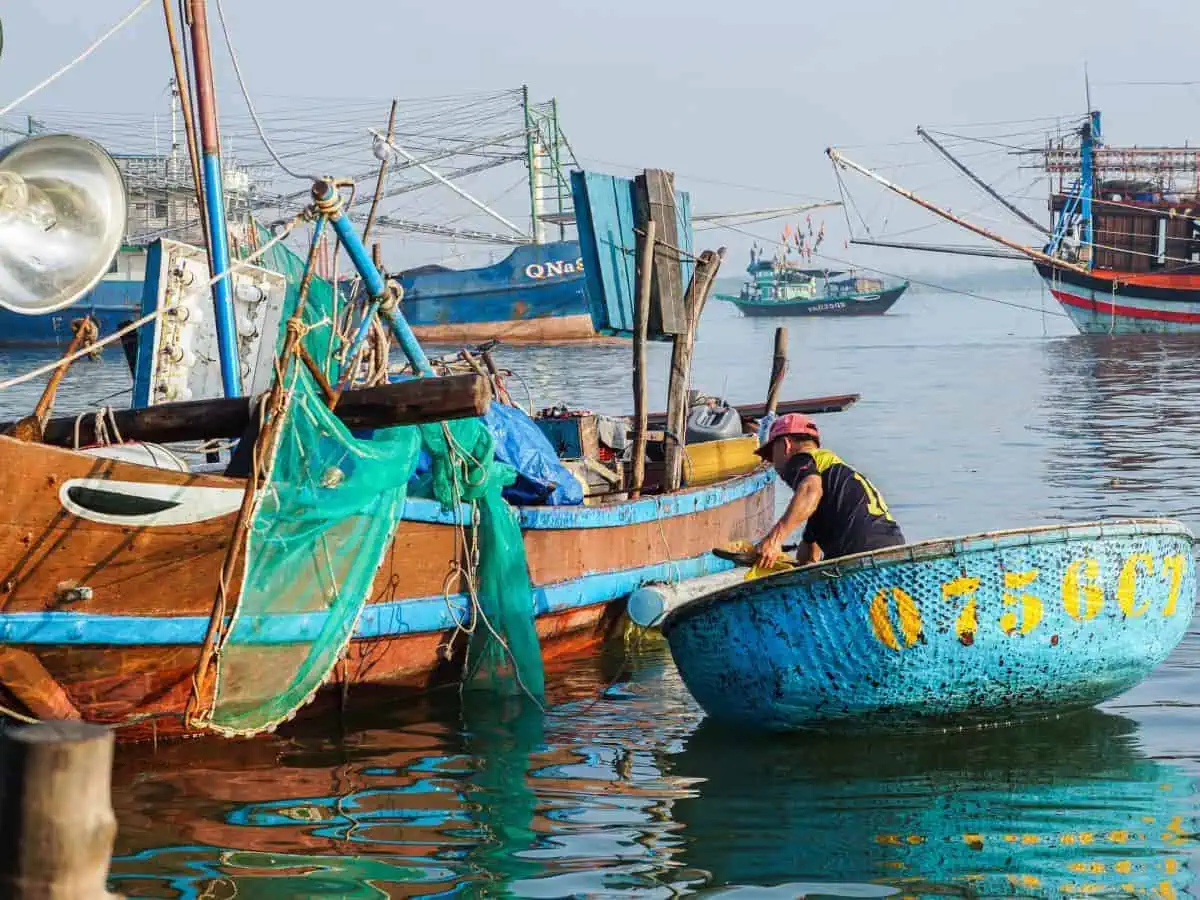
[{"xmin": 5, "ymin": 284, "xmax": 1200, "ymax": 897}]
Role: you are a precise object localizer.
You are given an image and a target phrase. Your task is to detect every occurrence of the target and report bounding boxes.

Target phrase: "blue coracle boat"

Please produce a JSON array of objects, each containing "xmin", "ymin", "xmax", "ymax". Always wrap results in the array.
[{"xmin": 662, "ymin": 519, "xmax": 1197, "ymax": 731}]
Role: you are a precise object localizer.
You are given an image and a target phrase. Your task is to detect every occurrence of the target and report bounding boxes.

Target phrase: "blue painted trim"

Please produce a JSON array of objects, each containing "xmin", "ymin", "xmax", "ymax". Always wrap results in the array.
[
  {"xmin": 202, "ymin": 153, "xmax": 242, "ymax": 397},
  {"xmin": 322, "ymin": 188, "xmax": 432, "ymax": 377},
  {"xmin": 0, "ymin": 553, "xmax": 732, "ymax": 647},
  {"xmin": 398, "ymin": 466, "xmax": 773, "ymax": 529},
  {"xmin": 132, "ymin": 240, "xmax": 166, "ymax": 408}
]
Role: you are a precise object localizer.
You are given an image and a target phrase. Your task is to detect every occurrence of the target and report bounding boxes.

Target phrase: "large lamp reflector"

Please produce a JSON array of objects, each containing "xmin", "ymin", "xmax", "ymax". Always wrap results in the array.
[{"xmin": 0, "ymin": 134, "xmax": 127, "ymax": 315}]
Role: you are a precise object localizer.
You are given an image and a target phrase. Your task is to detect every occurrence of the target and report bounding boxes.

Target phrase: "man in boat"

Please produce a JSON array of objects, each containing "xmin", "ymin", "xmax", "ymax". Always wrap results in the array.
[{"xmin": 752, "ymin": 413, "xmax": 905, "ymax": 567}]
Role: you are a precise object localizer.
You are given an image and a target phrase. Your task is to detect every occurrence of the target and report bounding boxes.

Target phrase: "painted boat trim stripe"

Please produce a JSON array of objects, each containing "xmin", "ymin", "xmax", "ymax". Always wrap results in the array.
[
  {"xmin": 401, "ymin": 467, "xmax": 774, "ymax": 528},
  {"xmin": 0, "ymin": 553, "xmax": 732, "ymax": 647},
  {"xmin": 1052, "ymin": 289, "xmax": 1200, "ymax": 324}
]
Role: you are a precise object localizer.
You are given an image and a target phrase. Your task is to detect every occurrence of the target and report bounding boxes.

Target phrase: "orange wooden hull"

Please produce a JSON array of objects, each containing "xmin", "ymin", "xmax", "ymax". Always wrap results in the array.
[{"xmin": 0, "ymin": 435, "xmax": 773, "ymax": 741}]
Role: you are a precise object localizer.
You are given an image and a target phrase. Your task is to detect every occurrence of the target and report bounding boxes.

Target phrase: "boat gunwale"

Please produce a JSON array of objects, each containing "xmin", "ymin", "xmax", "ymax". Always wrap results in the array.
[
  {"xmin": 0, "ymin": 433, "xmax": 774, "ymax": 532},
  {"xmin": 660, "ymin": 517, "xmax": 1195, "ymax": 634}
]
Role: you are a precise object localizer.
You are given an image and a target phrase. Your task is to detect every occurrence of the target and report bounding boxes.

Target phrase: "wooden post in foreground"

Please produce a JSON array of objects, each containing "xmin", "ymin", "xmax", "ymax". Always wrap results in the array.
[
  {"xmin": 0, "ymin": 721, "xmax": 119, "ymax": 900},
  {"xmin": 765, "ymin": 326, "xmax": 788, "ymax": 416},
  {"xmin": 630, "ymin": 218, "xmax": 657, "ymax": 498},
  {"xmin": 663, "ymin": 247, "xmax": 725, "ymax": 492}
]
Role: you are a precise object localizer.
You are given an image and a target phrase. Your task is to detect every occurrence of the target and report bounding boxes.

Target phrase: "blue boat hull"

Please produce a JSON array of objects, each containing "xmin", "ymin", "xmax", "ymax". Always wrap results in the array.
[
  {"xmin": 0, "ymin": 279, "xmax": 143, "ymax": 347},
  {"xmin": 0, "ymin": 241, "xmax": 601, "ymax": 348},
  {"xmin": 394, "ymin": 241, "xmax": 601, "ymax": 344},
  {"xmin": 662, "ymin": 519, "xmax": 1196, "ymax": 731}
]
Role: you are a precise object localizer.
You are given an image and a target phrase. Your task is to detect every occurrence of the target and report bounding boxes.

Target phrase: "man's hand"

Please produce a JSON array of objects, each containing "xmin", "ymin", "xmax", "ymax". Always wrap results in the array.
[{"xmin": 754, "ymin": 531, "xmax": 786, "ymax": 568}]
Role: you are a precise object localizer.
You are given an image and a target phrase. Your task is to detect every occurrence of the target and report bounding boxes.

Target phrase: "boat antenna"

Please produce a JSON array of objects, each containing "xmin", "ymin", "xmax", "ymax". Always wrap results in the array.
[{"xmin": 1084, "ymin": 61, "xmax": 1093, "ymax": 114}]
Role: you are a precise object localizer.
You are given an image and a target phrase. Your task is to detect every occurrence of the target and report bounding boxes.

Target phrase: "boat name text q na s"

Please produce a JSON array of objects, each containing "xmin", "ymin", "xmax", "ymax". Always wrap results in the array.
[{"xmin": 525, "ymin": 258, "xmax": 584, "ymax": 280}]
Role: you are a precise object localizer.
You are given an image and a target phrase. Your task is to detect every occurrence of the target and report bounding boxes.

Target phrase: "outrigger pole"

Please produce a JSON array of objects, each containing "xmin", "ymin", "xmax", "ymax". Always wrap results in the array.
[
  {"xmin": 826, "ymin": 148, "xmax": 1093, "ymax": 279},
  {"xmin": 185, "ymin": 0, "xmax": 241, "ymax": 398},
  {"xmin": 916, "ymin": 127, "xmax": 1050, "ymax": 236}
]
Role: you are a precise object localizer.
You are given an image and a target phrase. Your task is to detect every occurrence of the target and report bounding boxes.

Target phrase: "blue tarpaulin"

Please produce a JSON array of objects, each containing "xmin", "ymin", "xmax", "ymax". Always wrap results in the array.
[
  {"xmin": 485, "ymin": 402, "xmax": 584, "ymax": 506},
  {"xmin": 406, "ymin": 402, "xmax": 584, "ymax": 507}
]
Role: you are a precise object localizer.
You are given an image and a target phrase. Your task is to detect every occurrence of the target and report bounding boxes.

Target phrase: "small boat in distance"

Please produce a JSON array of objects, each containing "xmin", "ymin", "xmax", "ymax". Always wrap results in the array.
[{"xmin": 716, "ymin": 251, "xmax": 908, "ymax": 317}]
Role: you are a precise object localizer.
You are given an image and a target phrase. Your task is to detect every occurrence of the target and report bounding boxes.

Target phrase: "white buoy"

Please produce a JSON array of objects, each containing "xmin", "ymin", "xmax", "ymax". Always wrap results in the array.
[{"xmin": 626, "ymin": 569, "xmax": 747, "ymax": 628}]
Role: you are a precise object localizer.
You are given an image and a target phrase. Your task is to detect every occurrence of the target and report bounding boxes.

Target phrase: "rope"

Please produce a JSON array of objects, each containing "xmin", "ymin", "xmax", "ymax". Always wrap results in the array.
[
  {"xmin": 0, "ymin": 0, "xmax": 154, "ymax": 118},
  {"xmin": 0, "ymin": 211, "xmax": 308, "ymax": 392},
  {"xmin": 211, "ymin": 0, "xmax": 318, "ymax": 183}
]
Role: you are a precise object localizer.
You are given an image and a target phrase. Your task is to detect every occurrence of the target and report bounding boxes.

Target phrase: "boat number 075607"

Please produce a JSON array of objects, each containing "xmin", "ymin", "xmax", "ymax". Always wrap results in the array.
[{"xmin": 867, "ymin": 553, "xmax": 1190, "ymax": 652}]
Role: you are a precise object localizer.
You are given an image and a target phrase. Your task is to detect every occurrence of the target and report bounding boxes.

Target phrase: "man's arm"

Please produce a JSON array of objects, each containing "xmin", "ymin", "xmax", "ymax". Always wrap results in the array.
[{"xmin": 754, "ymin": 473, "xmax": 823, "ymax": 567}]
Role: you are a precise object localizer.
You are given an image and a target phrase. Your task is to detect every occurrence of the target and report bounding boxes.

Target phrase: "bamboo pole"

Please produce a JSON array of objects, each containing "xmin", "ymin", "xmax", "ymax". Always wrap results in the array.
[
  {"xmin": 0, "ymin": 721, "xmax": 119, "ymax": 900},
  {"xmin": 827, "ymin": 148, "xmax": 1094, "ymax": 279},
  {"xmin": 630, "ymin": 219, "xmax": 656, "ymax": 498},
  {"xmin": 765, "ymin": 325, "xmax": 787, "ymax": 416},
  {"xmin": 663, "ymin": 247, "xmax": 725, "ymax": 492}
]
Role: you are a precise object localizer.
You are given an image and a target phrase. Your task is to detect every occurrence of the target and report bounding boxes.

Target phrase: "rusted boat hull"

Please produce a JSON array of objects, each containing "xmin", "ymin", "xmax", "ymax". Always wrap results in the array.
[{"xmin": 0, "ymin": 435, "xmax": 773, "ymax": 740}]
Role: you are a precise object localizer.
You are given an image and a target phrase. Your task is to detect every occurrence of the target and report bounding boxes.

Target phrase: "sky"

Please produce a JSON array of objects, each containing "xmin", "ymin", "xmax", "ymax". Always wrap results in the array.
[{"xmin": 5, "ymin": 0, "xmax": 1200, "ymax": 281}]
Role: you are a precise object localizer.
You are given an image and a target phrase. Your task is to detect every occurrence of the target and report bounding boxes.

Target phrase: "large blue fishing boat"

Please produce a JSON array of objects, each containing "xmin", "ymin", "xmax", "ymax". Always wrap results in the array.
[
  {"xmin": 389, "ymin": 240, "xmax": 593, "ymax": 344},
  {"xmin": 663, "ymin": 519, "xmax": 1196, "ymax": 731}
]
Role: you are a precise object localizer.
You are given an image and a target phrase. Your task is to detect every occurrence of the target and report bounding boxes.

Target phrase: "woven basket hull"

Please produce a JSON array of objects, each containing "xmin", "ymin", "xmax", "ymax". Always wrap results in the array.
[{"xmin": 663, "ymin": 520, "xmax": 1197, "ymax": 731}]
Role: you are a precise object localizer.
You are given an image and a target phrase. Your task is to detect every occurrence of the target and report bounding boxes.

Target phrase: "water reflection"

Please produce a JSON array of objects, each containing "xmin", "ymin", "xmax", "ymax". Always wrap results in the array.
[
  {"xmin": 107, "ymin": 650, "xmax": 1199, "ymax": 898},
  {"xmin": 671, "ymin": 709, "xmax": 1198, "ymax": 896},
  {"xmin": 1037, "ymin": 335, "xmax": 1200, "ymax": 528}
]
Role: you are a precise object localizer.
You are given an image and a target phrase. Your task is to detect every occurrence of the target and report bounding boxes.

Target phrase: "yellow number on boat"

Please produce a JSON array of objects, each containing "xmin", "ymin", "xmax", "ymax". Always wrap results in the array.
[
  {"xmin": 942, "ymin": 576, "xmax": 980, "ymax": 643},
  {"xmin": 1117, "ymin": 553, "xmax": 1154, "ymax": 618},
  {"xmin": 869, "ymin": 586, "xmax": 922, "ymax": 651},
  {"xmin": 1000, "ymin": 569, "xmax": 1042, "ymax": 635},
  {"xmin": 1062, "ymin": 558, "xmax": 1103, "ymax": 621},
  {"xmin": 1161, "ymin": 554, "xmax": 1187, "ymax": 617}
]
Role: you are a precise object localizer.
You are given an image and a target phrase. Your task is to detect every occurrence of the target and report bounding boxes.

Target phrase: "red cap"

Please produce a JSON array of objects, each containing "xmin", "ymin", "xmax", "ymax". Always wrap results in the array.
[{"xmin": 754, "ymin": 413, "xmax": 821, "ymax": 459}]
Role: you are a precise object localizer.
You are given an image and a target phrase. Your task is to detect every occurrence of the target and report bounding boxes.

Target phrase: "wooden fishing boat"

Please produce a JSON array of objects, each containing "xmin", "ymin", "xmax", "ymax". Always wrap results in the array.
[
  {"xmin": 662, "ymin": 519, "xmax": 1197, "ymax": 731},
  {"xmin": 0, "ymin": 433, "xmax": 774, "ymax": 741}
]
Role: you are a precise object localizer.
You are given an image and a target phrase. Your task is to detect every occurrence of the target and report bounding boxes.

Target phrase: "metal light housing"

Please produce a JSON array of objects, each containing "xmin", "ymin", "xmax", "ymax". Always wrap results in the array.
[{"xmin": 0, "ymin": 134, "xmax": 127, "ymax": 315}]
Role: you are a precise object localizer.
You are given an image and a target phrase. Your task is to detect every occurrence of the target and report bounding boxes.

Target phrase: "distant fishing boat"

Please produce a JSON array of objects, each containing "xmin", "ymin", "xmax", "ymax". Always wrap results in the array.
[
  {"xmin": 716, "ymin": 251, "xmax": 907, "ymax": 317},
  {"xmin": 662, "ymin": 519, "xmax": 1196, "ymax": 731}
]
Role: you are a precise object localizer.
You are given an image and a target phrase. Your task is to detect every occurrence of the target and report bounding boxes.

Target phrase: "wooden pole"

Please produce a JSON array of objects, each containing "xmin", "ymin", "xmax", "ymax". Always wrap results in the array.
[
  {"xmin": 765, "ymin": 326, "xmax": 788, "ymax": 416},
  {"xmin": 663, "ymin": 247, "xmax": 725, "ymax": 492},
  {"xmin": 630, "ymin": 218, "xmax": 656, "ymax": 498},
  {"xmin": 7, "ymin": 317, "xmax": 100, "ymax": 443},
  {"xmin": 363, "ymin": 99, "xmax": 398, "ymax": 249},
  {"xmin": 160, "ymin": 0, "xmax": 209, "ymax": 249},
  {"xmin": 1, "ymin": 374, "xmax": 492, "ymax": 449},
  {"xmin": 480, "ymin": 351, "xmax": 514, "ymax": 407},
  {"xmin": 0, "ymin": 721, "xmax": 119, "ymax": 900}
]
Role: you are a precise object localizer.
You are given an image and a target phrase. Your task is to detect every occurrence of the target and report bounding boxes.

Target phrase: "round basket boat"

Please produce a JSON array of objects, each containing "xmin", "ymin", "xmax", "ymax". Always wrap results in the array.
[{"xmin": 661, "ymin": 519, "xmax": 1198, "ymax": 732}]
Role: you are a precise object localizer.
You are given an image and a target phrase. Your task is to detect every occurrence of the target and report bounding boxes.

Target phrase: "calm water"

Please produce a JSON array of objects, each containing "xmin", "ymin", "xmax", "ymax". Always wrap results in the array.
[{"xmin": 7, "ymin": 285, "xmax": 1200, "ymax": 897}]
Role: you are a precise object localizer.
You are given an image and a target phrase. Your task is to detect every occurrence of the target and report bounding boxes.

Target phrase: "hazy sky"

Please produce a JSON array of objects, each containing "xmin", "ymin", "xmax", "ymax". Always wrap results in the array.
[{"xmin": 6, "ymin": 1, "xmax": 1200, "ymax": 279}]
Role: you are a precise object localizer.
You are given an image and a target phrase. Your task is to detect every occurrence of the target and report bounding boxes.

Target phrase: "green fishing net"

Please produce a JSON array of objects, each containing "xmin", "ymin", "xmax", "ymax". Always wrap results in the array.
[
  {"xmin": 207, "ymin": 227, "xmax": 544, "ymax": 736},
  {"xmin": 420, "ymin": 420, "xmax": 546, "ymax": 699}
]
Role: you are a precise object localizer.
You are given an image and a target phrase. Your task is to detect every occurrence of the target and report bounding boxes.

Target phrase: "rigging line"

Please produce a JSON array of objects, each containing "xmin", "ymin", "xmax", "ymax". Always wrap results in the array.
[
  {"xmin": 833, "ymin": 162, "xmax": 857, "ymax": 237},
  {"xmin": 0, "ymin": 0, "xmax": 154, "ymax": 117},
  {"xmin": 918, "ymin": 127, "xmax": 1051, "ymax": 235},
  {"xmin": 833, "ymin": 161, "xmax": 872, "ymax": 236},
  {"xmin": 213, "ymin": 0, "xmax": 319, "ymax": 182},
  {"xmin": 922, "ymin": 129, "xmax": 1041, "ymax": 153}
]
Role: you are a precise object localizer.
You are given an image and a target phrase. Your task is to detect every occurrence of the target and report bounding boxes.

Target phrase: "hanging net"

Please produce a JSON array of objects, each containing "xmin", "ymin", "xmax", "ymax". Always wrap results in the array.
[{"xmin": 204, "ymin": 225, "xmax": 543, "ymax": 736}]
